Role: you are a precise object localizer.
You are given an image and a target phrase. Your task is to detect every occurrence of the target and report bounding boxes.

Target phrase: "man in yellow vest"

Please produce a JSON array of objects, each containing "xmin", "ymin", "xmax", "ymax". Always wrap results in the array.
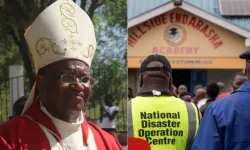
[{"xmin": 128, "ymin": 54, "xmax": 200, "ymax": 150}]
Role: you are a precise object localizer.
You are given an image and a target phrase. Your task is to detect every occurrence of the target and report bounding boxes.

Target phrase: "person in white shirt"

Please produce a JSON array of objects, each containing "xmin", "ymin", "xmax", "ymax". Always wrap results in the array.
[{"xmin": 100, "ymin": 95, "xmax": 119, "ymax": 138}]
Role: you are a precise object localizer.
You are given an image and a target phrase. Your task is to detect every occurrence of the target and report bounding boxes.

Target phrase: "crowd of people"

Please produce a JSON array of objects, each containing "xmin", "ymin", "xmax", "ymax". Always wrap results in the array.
[
  {"xmin": 129, "ymin": 70, "xmax": 248, "ymax": 119},
  {"xmin": 128, "ymin": 52, "xmax": 250, "ymax": 150},
  {"xmin": 172, "ymin": 71, "xmax": 247, "ymax": 117}
]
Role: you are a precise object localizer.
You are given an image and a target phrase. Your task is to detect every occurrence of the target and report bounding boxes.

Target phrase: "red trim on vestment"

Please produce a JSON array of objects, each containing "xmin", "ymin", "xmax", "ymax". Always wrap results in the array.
[
  {"xmin": 88, "ymin": 122, "xmax": 123, "ymax": 150},
  {"xmin": 23, "ymin": 99, "xmax": 62, "ymax": 143},
  {"xmin": 0, "ymin": 116, "xmax": 51, "ymax": 149},
  {"xmin": 81, "ymin": 118, "xmax": 89, "ymax": 146},
  {"xmin": 0, "ymin": 104, "xmax": 122, "ymax": 149},
  {"xmin": 1, "ymin": 84, "xmax": 122, "ymax": 149}
]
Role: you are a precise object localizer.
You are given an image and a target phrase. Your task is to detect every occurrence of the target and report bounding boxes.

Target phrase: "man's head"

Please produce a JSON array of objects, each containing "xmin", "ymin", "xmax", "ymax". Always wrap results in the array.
[
  {"xmin": 179, "ymin": 92, "xmax": 192, "ymax": 102},
  {"xmin": 231, "ymin": 72, "xmax": 247, "ymax": 91},
  {"xmin": 217, "ymin": 82, "xmax": 224, "ymax": 93},
  {"xmin": 13, "ymin": 96, "xmax": 27, "ymax": 117},
  {"xmin": 239, "ymin": 50, "xmax": 250, "ymax": 80},
  {"xmin": 139, "ymin": 55, "xmax": 172, "ymax": 91},
  {"xmin": 194, "ymin": 88, "xmax": 206, "ymax": 101},
  {"xmin": 37, "ymin": 59, "xmax": 92, "ymax": 122},
  {"xmin": 194, "ymin": 85, "xmax": 203, "ymax": 93},
  {"xmin": 178, "ymin": 84, "xmax": 187, "ymax": 95},
  {"xmin": 206, "ymin": 83, "xmax": 220, "ymax": 100},
  {"xmin": 23, "ymin": 0, "xmax": 96, "ymax": 120},
  {"xmin": 104, "ymin": 94, "xmax": 113, "ymax": 107}
]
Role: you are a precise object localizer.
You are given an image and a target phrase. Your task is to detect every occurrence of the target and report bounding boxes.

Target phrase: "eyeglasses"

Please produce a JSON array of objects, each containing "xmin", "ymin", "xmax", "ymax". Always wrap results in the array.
[{"xmin": 48, "ymin": 74, "xmax": 94, "ymax": 85}]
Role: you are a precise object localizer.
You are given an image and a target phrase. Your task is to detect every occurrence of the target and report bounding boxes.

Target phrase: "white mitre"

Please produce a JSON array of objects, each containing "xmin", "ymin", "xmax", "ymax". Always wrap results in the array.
[
  {"xmin": 22, "ymin": 0, "xmax": 96, "ymax": 113},
  {"xmin": 25, "ymin": 0, "xmax": 96, "ymax": 73}
]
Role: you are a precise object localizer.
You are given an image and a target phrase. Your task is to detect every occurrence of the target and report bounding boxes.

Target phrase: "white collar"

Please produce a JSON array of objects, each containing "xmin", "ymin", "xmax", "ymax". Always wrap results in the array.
[{"xmin": 40, "ymin": 101, "xmax": 84, "ymax": 131}]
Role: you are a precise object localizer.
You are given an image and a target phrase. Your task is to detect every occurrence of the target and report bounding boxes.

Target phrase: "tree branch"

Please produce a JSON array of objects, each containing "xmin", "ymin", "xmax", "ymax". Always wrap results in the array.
[
  {"xmin": 88, "ymin": 0, "xmax": 103, "ymax": 20},
  {"xmin": 80, "ymin": 0, "xmax": 87, "ymax": 11},
  {"xmin": 17, "ymin": 21, "xmax": 36, "ymax": 89},
  {"xmin": 9, "ymin": 27, "xmax": 21, "ymax": 48},
  {"xmin": 4, "ymin": 0, "xmax": 28, "ymax": 22},
  {"xmin": 8, "ymin": 19, "xmax": 36, "ymax": 89},
  {"xmin": 41, "ymin": 0, "xmax": 46, "ymax": 10},
  {"xmin": 96, "ymin": 2, "xmax": 104, "ymax": 8}
]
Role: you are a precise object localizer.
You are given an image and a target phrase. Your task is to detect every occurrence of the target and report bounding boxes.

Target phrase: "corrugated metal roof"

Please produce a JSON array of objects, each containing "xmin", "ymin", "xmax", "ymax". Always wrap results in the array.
[
  {"xmin": 128, "ymin": 0, "xmax": 171, "ymax": 19},
  {"xmin": 128, "ymin": 0, "xmax": 250, "ymax": 31},
  {"xmin": 218, "ymin": 0, "xmax": 250, "ymax": 16}
]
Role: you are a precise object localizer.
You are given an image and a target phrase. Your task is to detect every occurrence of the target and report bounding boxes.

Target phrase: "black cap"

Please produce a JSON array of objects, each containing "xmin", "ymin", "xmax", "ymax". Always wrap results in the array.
[
  {"xmin": 139, "ymin": 54, "xmax": 172, "ymax": 73},
  {"xmin": 239, "ymin": 50, "xmax": 250, "ymax": 63}
]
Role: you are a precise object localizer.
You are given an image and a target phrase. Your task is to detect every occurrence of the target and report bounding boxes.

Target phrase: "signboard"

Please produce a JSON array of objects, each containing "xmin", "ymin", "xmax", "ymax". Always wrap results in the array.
[
  {"xmin": 128, "ymin": 9, "xmax": 248, "ymax": 69},
  {"xmin": 128, "ymin": 57, "xmax": 245, "ymax": 69}
]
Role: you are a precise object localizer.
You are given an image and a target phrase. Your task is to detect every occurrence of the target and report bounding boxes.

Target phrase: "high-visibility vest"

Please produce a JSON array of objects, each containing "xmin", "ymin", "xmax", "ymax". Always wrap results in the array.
[{"xmin": 128, "ymin": 96, "xmax": 199, "ymax": 150}]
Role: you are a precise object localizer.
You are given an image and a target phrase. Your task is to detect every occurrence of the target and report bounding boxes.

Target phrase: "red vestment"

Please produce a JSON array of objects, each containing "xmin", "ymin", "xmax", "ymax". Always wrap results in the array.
[{"xmin": 0, "ymin": 101, "xmax": 122, "ymax": 150}]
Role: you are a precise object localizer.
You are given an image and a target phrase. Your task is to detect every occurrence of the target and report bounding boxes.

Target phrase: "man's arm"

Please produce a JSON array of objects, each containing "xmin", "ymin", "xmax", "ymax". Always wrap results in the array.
[
  {"xmin": 192, "ymin": 105, "xmax": 223, "ymax": 150},
  {"xmin": 101, "ymin": 103, "xmax": 119, "ymax": 121},
  {"xmin": 105, "ymin": 107, "xmax": 119, "ymax": 121}
]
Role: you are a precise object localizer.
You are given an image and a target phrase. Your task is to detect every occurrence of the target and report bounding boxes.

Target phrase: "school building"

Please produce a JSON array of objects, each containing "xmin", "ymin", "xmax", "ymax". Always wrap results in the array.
[{"xmin": 128, "ymin": 0, "xmax": 250, "ymax": 95}]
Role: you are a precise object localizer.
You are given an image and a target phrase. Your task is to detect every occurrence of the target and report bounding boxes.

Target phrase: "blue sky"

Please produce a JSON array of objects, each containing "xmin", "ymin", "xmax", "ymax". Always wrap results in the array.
[{"xmin": 76, "ymin": 0, "xmax": 81, "ymax": 5}]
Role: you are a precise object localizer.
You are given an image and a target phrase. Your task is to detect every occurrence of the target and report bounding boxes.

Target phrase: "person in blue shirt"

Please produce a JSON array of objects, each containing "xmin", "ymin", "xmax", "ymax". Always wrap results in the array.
[{"xmin": 192, "ymin": 50, "xmax": 250, "ymax": 150}]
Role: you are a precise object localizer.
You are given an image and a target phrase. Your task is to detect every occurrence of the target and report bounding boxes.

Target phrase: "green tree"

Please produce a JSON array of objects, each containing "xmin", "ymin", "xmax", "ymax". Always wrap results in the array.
[{"xmin": 0, "ymin": 0, "xmax": 127, "ymax": 89}]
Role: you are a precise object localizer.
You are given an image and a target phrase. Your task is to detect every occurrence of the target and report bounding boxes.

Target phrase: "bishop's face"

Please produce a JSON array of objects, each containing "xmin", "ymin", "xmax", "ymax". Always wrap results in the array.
[{"xmin": 38, "ymin": 59, "xmax": 92, "ymax": 123}]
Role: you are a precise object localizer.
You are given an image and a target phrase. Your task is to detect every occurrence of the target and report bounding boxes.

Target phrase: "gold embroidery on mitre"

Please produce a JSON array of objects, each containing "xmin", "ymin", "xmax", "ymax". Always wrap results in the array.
[
  {"xmin": 62, "ymin": 38, "xmax": 82, "ymax": 51},
  {"xmin": 36, "ymin": 38, "xmax": 67, "ymax": 57},
  {"xmin": 36, "ymin": 38, "xmax": 51, "ymax": 57},
  {"xmin": 35, "ymin": 0, "xmax": 94, "ymax": 60},
  {"xmin": 60, "ymin": 2, "xmax": 75, "ymax": 18},
  {"xmin": 82, "ymin": 45, "xmax": 94, "ymax": 58},
  {"xmin": 61, "ymin": 18, "xmax": 78, "ymax": 33}
]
